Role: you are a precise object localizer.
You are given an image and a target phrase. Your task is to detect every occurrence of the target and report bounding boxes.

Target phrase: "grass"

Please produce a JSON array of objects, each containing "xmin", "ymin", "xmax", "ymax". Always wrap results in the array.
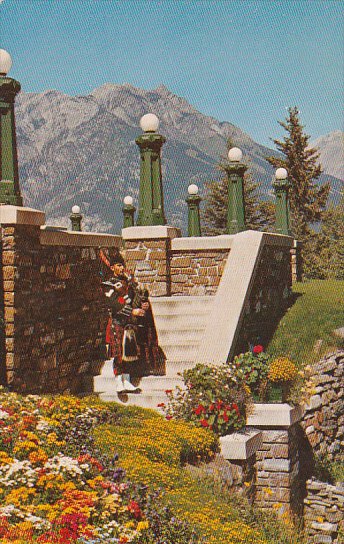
[
  {"xmin": 95, "ymin": 402, "xmax": 303, "ymax": 544},
  {"xmin": 267, "ymin": 279, "xmax": 344, "ymax": 366}
]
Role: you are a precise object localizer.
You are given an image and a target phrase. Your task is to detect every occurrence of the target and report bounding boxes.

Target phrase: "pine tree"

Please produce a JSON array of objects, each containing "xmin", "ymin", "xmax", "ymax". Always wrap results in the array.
[
  {"xmin": 266, "ymin": 107, "xmax": 330, "ymax": 241},
  {"xmin": 203, "ymin": 140, "xmax": 275, "ymax": 235},
  {"xmin": 306, "ymin": 197, "xmax": 344, "ymax": 279}
]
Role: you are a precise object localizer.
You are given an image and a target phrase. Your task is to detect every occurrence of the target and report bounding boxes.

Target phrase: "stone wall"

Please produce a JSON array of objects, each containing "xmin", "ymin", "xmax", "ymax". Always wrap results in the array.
[
  {"xmin": 304, "ymin": 479, "xmax": 344, "ymax": 544},
  {"xmin": 170, "ymin": 249, "xmax": 229, "ymax": 296},
  {"xmin": 0, "ymin": 206, "xmax": 120, "ymax": 394},
  {"xmin": 239, "ymin": 242, "xmax": 292, "ymax": 352},
  {"xmin": 301, "ymin": 351, "xmax": 344, "ymax": 461},
  {"xmin": 254, "ymin": 426, "xmax": 305, "ymax": 518},
  {"xmin": 123, "ymin": 227, "xmax": 233, "ymax": 297}
]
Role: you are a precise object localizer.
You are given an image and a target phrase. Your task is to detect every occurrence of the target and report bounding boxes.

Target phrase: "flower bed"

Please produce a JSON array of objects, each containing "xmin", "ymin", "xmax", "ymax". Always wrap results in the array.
[{"xmin": 0, "ymin": 390, "xmax": 203, "ymax": 544}]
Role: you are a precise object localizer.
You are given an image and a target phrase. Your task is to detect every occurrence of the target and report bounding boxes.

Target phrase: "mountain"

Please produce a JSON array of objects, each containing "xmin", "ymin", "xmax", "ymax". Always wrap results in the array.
[
  {"xmin": 14, "ymin": 84, "xmax": 342, "ymax": 233},
  {"xmin": 311, "ymin": 130, "xmax": 344, "ymax": 181}
]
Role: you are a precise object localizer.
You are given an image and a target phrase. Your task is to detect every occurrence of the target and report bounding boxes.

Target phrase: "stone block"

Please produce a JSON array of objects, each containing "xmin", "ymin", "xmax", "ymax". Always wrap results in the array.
[
  {"xmin": 310, "ymin": 521, "xmax": 338, "ymax": 534},
  {"xmin": 3, "ymin": 266, "xmax": 15, "ymax": 280},
  {"xmin": 4, "ymin": 307, "xmax": 14, "ymax": 323},
  {"xmin": 5, "ymin": 324, "xmax": 14, "ymax": 336},
  {"xmin": 2, "ymin": 235, "xmax": 14, "ymax": 249},
  {"xmin": 2, "ymin": 251, "xmax": 15, "ymax": 265},
  {"xmin": 5, "ymin": 338, "xmax": 14, "ymax": 351},
  {"xmin": 220, "ymin": 429, "xmax": 262, "ymax": 460},
  {"xmin": 126, "ymin": 250, "xmax": 148, "ymax": 260},
  {"xmin": 149, "ymin": 250, "xmax": 166, "ymax": 261},
  {"xmin": 3, "ymin": 280, "xmax": 14, "ymax": 291},
  {"xmin": 171, "ymin": 257, "xmax": 192, "ymax": 268},
  {"xmin": 247, "ymin": 404, "xmax": 303, "ymax": 427},
  {"xmin": 261, "ymin": 459, "xmax": 290, "ymax": 472},
  {"xmin": 270, "ymin": 444, "xmax": 289, "ymax": 458},
  {"xmin": 4, "ymin": 292, "xmax": 14, "ymax": 305}
]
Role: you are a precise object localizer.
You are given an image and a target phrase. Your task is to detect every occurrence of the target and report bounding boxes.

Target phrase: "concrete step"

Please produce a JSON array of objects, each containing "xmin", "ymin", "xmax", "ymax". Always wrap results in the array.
[
  {"xmin": 158, "ymin": 328, "xmax": 205, "ymax": 344},
  {"xmin": 162, "ymin": 344, "xmax": 198, "ymax": 362},
  {"xmin": 153, "ymin": 316, "xmax": 208, "ymax": 332},
  {"xmin": 151, "ymin": 298, "xmax": 213, "ymax": 318},
  {"xmin": 99, "ymin": 392, "xmax": 168, "ymax": 411}
]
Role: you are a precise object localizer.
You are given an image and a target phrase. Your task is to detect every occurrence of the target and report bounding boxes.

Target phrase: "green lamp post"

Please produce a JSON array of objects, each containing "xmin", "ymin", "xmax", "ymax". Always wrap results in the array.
[
  {"xmin": 70, "ymin": 205, "xmax": 82, "ymax": 231},
  {"xmin": 0, "ymin": 49, "xmax": 23, "ymax": 206},
  {"xmin": 136, "ymin": 113, "xmax": 167, "ymax": 226},
  {"xmin": 122, "ymin": 195, "xmax": 136, "ymax": 228},
  {"xmin": 186, "ymin": 184, "xmax": 202, "ymax": 237},
  {"xmin": 225, "ymin": 147, "xmax": 247, "ymax": 234},
  {"xmin": 273, "ymin": 168, "xmax": 291, "ymax": 236}
]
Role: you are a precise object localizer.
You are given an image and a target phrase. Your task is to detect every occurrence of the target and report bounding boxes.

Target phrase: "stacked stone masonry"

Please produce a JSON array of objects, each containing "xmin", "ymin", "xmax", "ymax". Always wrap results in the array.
[
  {"xmin": 170, "ymin": 250, "xmax": 229, "ymax": 295},
  {"xmin": 124, "ymin": 238, "xmax": 230, "ymax": 297},
  {"xmin": 301, "ymin": 351, "xmax": 344, "ymax": 462},
  {"xmin": 254, "ymin": 426, "xmax": 304, "ymax": 518},
  {"xmin": 304, "ymin": 479, "xmax": 344, "ymax": 544},
  {"xmin": 0, "ymin": 222, "xmax": 119, "ymax": 394}
]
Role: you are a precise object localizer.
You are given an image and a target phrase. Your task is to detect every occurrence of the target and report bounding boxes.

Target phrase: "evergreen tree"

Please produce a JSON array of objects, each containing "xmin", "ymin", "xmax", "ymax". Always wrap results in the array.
[
  {"xmin": 306, "ymin": 197, "xmax": 344, "ymax": 279},
  {"xmin": 266, "ymin": 107, "xmax": 330, "ymax": 241},
  {"xmin": 203, "ymin": 140, "xmax": 275, "ymax": 235}
]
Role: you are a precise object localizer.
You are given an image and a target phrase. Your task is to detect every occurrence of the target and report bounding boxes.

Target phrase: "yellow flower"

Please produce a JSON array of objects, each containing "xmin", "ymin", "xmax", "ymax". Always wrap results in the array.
[
  {"xmin": 137, "ymin": 520, "xmax": 149, "ymax": 531},
  {"xmin": 268, "ymin": 357, "xmax": 297, "ymax": 383}
]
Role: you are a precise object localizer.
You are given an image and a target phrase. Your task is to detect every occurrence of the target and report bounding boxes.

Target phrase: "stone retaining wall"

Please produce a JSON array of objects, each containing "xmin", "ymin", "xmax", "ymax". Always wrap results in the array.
[
  {"xmin": 301, "ymin": 351, "xmax": 344, "ymax": 461},
  {"xmin": 304, "ymin": 479, "xmax": 344, "ymax": 543},
  {"xmin": 170, "ymin": 250, "xmax": 228, "ymax": 295},
  {"xmin": 0, "ymin": 207, "xmax": 120, "ymax": 394}
]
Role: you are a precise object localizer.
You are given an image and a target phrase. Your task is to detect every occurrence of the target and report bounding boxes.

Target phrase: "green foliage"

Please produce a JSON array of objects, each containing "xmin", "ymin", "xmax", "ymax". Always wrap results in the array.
[
  {"xmin": 266, "ymin": 107, "xmax": 329, "ymax": 242},
  {"xmin": 304, "ymin": 198, "xmax": 344, "ymax": 280},
  {"xmin": 163, "ymin": 363, "xmax": 250, "ymax": 436},
  {"xmin": 268, "ymin": 280, "xmax": 344, "ymax": 366},
  {"xmin": 229, "ymin": 351, "xmax": 271, "ymax": 398},
  {"xmin": 313, "ymin": 454, "xmax": 344, "ymax": 485}
]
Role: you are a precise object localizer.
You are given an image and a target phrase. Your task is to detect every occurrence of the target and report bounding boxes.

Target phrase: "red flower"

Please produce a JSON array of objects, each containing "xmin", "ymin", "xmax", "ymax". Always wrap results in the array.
[
  {"xmin": 209, "ymin": 403, "xmax": 215, "ymax": 411},
  {"xmin": 222, "ymin": 412, "xmax": 229, "ymax": 423},
  {"xmin": 128, "ymin": 500, "xmax": 142, "ymax": 520},
  {"xmin": 194, "ymin": 404, "xmax": 206, "ymax": 416},
  {"xmin": 118, "ymin": 296, "xmax": 126, "ymax": 305},
  {"xmin": 253, "ymin": 344, "xmax": 264, "ymax": 354},
  {"xmin": 165, "ymin": 389, "xmax": 173, "ymax": 395},
  {"xmin": 166, "ymin": 415, "xmax": 173, "ymax": 420},
  {"xmin": 200, "ymin": 419, "xmax": 209, "ymax": 428},
  {"xmin": 232, "ymin": 403, "xmax": 240, "ymax": 415},
  {"xmin": 157, "ymin": 402, "xmax": 165, "ymax": 408}
]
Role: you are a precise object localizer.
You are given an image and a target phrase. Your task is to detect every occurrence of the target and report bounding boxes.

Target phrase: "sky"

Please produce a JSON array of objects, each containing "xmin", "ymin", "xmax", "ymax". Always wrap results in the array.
[{"xmin": 0, "ymin": 0, "xmax": 343, "ymax": 147}]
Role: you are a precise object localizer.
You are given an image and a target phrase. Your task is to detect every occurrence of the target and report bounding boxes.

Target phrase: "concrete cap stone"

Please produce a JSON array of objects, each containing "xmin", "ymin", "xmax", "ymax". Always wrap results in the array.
[
  {"xmin": 122, "ymin": 225, "xmax": 181, "ymax": 240},
  {"xmin": 247, "ymin": 403, "xmax": 303, "ymax": 428},
  {"xmin": 0, "ymin": 205, "xmax": 45, "ymax": 226},
  {"xmin": 40, "ymin": 228, "xmax": 121, "ymax": 247},
  {"xmin": 172, "ymin": 235, "xmax": 234, "ymax": 251},
  {"xmin": 220, "ymin": 429, "xmax": 262, "ymax": 460}
]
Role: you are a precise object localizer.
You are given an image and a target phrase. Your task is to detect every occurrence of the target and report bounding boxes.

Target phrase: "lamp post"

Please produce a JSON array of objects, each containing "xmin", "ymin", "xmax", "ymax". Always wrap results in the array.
[
  {"xmin": 225, "ymin": 147, "xmax": 247, "ymax": 234},
  {"xmin": 70, "ymin": 205, "xmax": 82, "ymax": 231},
  {"xmin": 122, "ymin": 195, "xmax": 136, "ymax": 228},
  {"xmin": 136, "ymin": 113, "xmax": 166, "ymax": 226},
  {"xmin": 273, "ymin": 168, "xmax": 291, "ymax": 236},
  {"xmin": 0, "ymin": 49, "xmax": 23, "ymax": 206},
  {"xmin": 186, "ymin": 184, "xmax": 202, "ymax": 237}
]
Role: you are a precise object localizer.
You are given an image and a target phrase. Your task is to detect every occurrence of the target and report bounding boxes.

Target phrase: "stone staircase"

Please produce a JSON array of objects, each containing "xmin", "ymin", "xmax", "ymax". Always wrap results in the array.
[{"xmin": 93, "ymin": 296, "xmax": 214, "ymax": 410}]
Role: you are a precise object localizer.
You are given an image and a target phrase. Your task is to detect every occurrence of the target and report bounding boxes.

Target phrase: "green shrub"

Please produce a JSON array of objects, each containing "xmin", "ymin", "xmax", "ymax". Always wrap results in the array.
[
  {"xmin": 229, "ymin": 349, "xmax": 271, "ymax": 400},
  {"xmin": 163, "ymin": 363, "xmax": 250, "ymax": 436}
]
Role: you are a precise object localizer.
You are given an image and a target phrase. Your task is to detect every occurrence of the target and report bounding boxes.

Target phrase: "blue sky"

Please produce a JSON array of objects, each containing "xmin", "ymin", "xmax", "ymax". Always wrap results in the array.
[{"xmin": 1, "ymin": 0, "xmax": 343, "ymax": 147}]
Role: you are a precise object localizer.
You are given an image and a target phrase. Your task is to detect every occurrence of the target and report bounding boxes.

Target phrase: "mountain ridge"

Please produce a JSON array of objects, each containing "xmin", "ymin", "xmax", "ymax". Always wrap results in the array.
[{"xmin": 14, "ymin": 84, "xmax": 343, "ymax": 233}]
